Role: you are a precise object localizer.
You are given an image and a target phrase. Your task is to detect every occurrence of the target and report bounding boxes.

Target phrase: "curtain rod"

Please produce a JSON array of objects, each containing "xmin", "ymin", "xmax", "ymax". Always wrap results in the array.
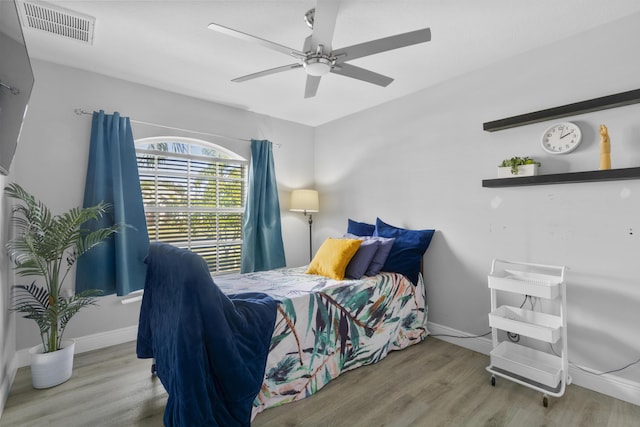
[{"xmin": 73, "ymin": 108, "xmax": 281, "ymax": 147}]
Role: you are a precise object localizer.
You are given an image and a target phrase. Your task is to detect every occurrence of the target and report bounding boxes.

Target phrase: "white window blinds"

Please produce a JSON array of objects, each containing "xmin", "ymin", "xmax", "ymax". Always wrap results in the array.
[{"xmin": 135, "ymin": 138, "xmax": 247, "ymax": 274}]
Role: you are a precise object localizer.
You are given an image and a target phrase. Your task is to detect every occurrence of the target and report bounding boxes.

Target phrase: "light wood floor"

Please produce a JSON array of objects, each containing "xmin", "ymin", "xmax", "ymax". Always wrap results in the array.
[{"xmin": 2, "ymin": 337, "xmax": 639, "ymax": 426}]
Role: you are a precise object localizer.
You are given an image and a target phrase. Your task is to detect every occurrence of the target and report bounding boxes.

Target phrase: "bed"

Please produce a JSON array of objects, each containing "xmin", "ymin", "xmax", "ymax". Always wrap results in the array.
[
  {"xmin": 137, "ymin": 218, "xmax": 434, "ymax": 426},
  {"xmin": 213, "ymin": 265, "xmax": 427, "ymax": 420}
]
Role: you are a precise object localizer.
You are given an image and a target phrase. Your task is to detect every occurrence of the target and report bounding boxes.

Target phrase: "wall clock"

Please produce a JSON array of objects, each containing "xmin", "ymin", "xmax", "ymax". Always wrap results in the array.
[{"xmin": 541, "ymin": 122, "xmax": 582, "ymax": 154}]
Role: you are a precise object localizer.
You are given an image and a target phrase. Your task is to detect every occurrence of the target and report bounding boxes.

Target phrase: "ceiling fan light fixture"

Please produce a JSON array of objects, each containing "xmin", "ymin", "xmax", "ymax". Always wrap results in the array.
[{"xmin": 304, "ymin": 57, "xmax": 332, "ymax": 76}]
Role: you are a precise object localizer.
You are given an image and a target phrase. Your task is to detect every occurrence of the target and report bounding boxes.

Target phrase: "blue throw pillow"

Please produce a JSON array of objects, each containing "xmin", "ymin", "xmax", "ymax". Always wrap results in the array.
[
  {"xmin": 347, "ymin": 219, "xmax": 375, "ymax": 236},
  {"xmin": 344, "ymin": 233, "xmax": 395, "ymax": 276},
  {"xmin": 374, "ymin": 218, "xmax": 435, "ymax": 284},
  {"xmin": 344, "ymin": 238, "xmax": 380, "ymax": 279},
  {"xmin": 364, "ymin": 236, "xmax": 395, "ymax": 276}
]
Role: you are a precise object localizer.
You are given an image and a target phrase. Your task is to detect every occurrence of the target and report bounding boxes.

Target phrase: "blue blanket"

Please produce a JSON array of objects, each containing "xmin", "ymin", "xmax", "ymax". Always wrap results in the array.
[{"xmin": 137, "ymin": 243, "xmax": 278, "ymax": 426}]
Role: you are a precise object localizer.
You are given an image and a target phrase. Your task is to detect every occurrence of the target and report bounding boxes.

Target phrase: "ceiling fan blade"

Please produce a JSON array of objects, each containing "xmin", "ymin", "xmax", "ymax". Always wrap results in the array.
[
  {"xmin": 208, "ymin": 23, "xmax": 305, "ymax": 59},
  {"xmin": 333, "ymin": 28, "xmax": 431, "ymax": 63},
  {"xmin": 303, "ymin": 34, "xmax": 313, "ymax": 53},
  {"xmin": 330, "ymin": 63, "xmax": 394, "ymax": 87},
  {"xmin": 310, "ymin": 0, "xmax": 340, "ymax": 50},
  {"xmin": 232, "ymin": 63, "xmax": 303, "ymax": 83},
  {"xmin": 304, "ymin": 75, "xmax": 321, "ymax": 98}
]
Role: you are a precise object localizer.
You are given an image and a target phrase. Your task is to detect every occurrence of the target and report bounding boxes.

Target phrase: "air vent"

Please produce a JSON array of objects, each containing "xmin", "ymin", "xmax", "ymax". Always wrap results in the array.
[{"xmin": 18, "ymin": 1, "xmax": 95, "ymax": 44}]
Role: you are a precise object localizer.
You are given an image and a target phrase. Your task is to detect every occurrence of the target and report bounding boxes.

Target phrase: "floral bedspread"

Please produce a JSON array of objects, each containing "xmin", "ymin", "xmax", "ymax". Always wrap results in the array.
[{"xmin": 214, "ymin": 267, "xmax": 428, "ymax": 419}]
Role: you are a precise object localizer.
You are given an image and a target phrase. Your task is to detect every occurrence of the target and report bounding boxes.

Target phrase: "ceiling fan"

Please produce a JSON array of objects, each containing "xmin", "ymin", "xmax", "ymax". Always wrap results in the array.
[{"xmin": 207, "ymin": 0, "xmax": 431, "ymax": 98}]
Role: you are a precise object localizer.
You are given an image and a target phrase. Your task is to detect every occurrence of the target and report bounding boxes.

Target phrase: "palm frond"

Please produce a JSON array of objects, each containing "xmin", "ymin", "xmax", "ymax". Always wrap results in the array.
[
  {"xmin": 57, "ymin": 290, "xmax": 102, "ymax": 346},
  {"xmin": 53, "ymin": 203, "xmax": 109, "ymax": 243},
  {"xmin": 76, "ymin": 225, "xmax": 121, "ymax": 258},
  {"xmin": 11, "ymin": 259, "xmax": 46, "ymax": 278},
  {"xmin": 12, "ymin": 283, "xmax": 52, "ymax": 338},
  {"xmin": 5, "ymin": 183, "xmax": 53, "ymax": 232},
  {"xmin": 13, "ymin": 283, "xmax": 50, "ymax": 309}
]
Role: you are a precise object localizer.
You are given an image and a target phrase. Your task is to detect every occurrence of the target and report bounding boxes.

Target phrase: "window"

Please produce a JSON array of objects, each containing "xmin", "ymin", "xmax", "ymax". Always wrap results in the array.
[{"xmin": 135, "ymin": 137, "xmax": 247, "ymax": 274}]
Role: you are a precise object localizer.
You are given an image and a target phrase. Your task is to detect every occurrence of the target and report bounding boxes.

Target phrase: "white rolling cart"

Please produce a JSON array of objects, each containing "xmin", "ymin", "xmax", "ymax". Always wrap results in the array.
[{"xmin": 486, "ymin": 259, "xmax": 571, "ymax": 407}]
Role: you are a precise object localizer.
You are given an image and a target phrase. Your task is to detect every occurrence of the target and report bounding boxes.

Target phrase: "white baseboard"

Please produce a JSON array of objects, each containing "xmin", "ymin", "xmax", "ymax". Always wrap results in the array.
[
  {"xmin": 14, "ymin": 325, "xmax": 139, "ymax": 369},
  {"xmin": 568, "ymin": 364, "xmax": 640, "ymax": 406},
  {"xmin": 427, "ymin": 321, "xmax": 640, "ymax": 407},
  {"xmin": 427, "ymin": 321, "xmax": 493, "ymax": 355}
]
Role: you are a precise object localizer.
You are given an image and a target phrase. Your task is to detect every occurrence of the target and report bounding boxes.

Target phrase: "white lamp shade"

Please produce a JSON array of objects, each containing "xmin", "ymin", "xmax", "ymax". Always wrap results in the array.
[{"xmin": 290, "ymin": 189, "xmax": 319, "ymax": 212}]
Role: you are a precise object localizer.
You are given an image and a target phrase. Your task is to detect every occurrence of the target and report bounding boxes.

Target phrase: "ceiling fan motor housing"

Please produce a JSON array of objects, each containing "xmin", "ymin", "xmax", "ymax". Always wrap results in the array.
[{"xmin": 303, "ymin": 56, "xmax": 332, "ymax": 76}]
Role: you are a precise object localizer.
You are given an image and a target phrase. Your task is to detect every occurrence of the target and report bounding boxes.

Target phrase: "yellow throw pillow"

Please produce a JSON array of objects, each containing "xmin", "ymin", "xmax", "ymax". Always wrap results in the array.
[{"xmin": 305, "ymin": 238, "xmax": 362, "ymax": 280}]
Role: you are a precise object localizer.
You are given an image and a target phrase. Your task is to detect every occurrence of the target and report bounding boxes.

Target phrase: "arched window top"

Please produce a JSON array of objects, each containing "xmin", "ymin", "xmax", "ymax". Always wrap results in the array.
[{"xmin": 136, "ymin": 136, "xmax": 246, "ymax": 161}]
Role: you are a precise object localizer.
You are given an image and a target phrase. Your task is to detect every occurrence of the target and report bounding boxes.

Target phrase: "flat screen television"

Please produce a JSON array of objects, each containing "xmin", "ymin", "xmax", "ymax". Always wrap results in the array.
[{"xmin": 0, "ymin": 0, "xmax": 35, "ymax": 175}]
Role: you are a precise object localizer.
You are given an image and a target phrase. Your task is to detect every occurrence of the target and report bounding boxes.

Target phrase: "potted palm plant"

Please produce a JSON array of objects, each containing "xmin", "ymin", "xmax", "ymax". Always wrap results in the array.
[{"xmin": 5, "ymin": 183, "xmax": 120, "ymax": 388}]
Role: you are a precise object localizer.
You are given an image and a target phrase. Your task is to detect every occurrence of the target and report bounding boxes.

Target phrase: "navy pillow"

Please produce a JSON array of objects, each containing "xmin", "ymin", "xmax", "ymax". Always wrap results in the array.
[
  {"xmin": 344, "ymin": 238, "xmax": 380, "ymax": 279},
  {"xmin": 347, "ymin": 219, "xmax": 375, "ymax": 236},
  {"xmin": 374, "ymin": 218, "xmax": 435, "ymax": 284}
]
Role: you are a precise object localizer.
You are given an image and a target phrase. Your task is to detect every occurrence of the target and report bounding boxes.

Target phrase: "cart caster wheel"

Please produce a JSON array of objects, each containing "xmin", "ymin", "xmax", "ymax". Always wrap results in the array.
[
  {"xmin": 491, "ymin": 375, "xmax": 496, "ymax": 387},
  {"xmin": 542, "ymin": 395, "xmax": 548, "ymax": 407}
]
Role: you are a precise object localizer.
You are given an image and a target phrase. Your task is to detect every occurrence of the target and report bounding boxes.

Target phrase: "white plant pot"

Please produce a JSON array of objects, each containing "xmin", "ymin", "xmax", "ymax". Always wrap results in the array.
[
  {"xmin": 29, "ymin": 339, "xmax": 76, "ymax": 389},
  {"xmin": 498, "ymin": 164, "xmax": 539, "ymax": 178}
]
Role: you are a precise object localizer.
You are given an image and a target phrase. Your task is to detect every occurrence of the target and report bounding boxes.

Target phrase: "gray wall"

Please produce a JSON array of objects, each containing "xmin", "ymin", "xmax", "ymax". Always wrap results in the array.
[
  {"xmin": 5, "ymin": 59, "xmax": 315, "ymax": 351},
  {"xmin": 314, "ymin": 11, "xmax": 640, "ymax": 388}
]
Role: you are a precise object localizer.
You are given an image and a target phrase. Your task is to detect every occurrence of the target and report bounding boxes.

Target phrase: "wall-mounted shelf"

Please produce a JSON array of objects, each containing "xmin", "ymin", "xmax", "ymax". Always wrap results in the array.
[
  {"xmin": 482, "ymin": 167, "xmax": 640, "ymax": 188},
  {"xmin": 483, "ymin": 88, "xmax": 640, "ymax": 132}
]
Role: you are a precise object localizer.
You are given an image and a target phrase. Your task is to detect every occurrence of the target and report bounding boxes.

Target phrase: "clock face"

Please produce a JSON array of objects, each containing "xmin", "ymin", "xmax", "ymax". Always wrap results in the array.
[{"xmin": 541, "ymin": 122, "xmax": 582, "ymax": 154}]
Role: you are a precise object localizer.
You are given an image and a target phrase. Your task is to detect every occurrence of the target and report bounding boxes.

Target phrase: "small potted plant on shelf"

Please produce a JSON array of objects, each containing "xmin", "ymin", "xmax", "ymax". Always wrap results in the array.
[
  {"xmin": 4, "ymin": 183, "xmax": 121, "ymax": 389},
  {"xmin": 498, "ymin": 156, "xmax": 541, "ymax": 178}
]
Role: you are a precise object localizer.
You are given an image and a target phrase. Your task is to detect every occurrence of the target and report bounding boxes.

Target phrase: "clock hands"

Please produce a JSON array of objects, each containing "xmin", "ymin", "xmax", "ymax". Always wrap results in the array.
[{"xmin": 560, "ymin": 129, "xmax": 574, "ymax": 139}]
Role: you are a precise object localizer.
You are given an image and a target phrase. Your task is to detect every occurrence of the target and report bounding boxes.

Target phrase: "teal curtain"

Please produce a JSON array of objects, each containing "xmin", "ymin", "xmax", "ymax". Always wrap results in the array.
[
  {"xmin": 241, "ymin": 139, "xmax": 286, "ymax": 273},
  {"xmin": 76, "ymin": 110, "xmax": 149, "ymax": 296}
]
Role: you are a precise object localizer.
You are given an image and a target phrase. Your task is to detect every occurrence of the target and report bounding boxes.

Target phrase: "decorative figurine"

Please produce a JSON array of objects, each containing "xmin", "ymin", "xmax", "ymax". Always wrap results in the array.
[{"xmin": 599, "ymin": 124, "xmax": 611, "ymax": 170}]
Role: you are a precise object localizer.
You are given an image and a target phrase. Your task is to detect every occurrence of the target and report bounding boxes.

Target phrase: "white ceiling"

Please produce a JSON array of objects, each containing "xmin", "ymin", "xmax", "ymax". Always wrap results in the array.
[{"xmin": 17, "ymin": 0, "xmax": 640, "ymax": 127}]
